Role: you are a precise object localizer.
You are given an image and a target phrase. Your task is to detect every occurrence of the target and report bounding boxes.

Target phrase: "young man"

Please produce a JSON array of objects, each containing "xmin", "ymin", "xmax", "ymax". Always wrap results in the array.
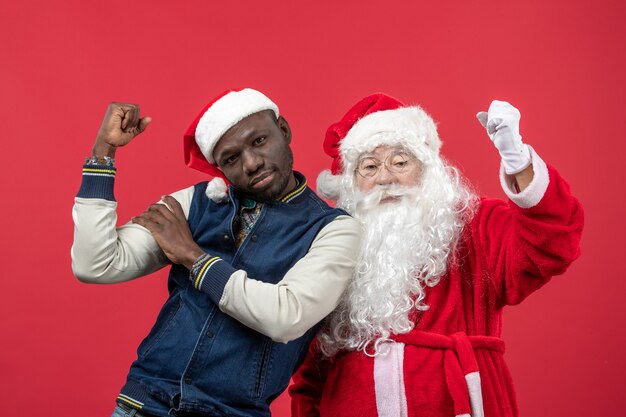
[
  {"xmin": 71, "ymin": 88, "xmax": 361, "ymax": 417},
  {"xmin": 290, "ymin": 94, "xmax": 584, "ymax": 417}
]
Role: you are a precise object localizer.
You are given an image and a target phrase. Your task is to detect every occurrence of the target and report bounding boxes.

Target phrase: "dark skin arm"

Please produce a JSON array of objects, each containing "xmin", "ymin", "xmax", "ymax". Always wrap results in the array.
[
  {"xmin": 94, "ymin": 102, "xmax": 202, "ymax": 269},
  {"xmin": 132, "ymin": 195, "xmax": 205, "ymax": 269}
]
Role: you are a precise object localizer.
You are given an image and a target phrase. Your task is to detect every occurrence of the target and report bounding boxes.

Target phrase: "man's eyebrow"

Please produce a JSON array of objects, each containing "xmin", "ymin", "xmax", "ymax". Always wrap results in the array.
[
  {"xmin": 216, "ymin": 128, "xmax": 272, "ymax": 156},
  {"xmin": 240, "ymin": 127, "xmax": 273, "ymax": 141}
]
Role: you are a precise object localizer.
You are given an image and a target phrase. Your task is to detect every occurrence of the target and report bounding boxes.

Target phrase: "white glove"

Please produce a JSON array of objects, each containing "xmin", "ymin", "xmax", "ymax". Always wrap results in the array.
[{"xmin": 476, "ymin": 100, "xmax": 531, "ymax": 175}]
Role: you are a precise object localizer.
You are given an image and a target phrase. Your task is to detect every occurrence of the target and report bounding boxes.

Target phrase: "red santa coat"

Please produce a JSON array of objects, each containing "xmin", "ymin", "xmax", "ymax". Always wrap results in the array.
[{"xmin": 290, "ymin": 159, "xmax": 584, "ymax": 417}]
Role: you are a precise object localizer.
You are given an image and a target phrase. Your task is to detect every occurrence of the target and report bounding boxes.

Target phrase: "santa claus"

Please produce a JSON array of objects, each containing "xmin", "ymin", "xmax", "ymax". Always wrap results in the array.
[{"xmin": 289, "ymin": 94, "xmax": 584, "ymax": 417}]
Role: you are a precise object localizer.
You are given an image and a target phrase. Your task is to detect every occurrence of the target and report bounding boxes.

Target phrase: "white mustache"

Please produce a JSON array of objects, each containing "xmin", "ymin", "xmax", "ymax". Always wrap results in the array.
[{"xmin": 359, "ymin": 184, "xmax": 414, "ymax": 207}]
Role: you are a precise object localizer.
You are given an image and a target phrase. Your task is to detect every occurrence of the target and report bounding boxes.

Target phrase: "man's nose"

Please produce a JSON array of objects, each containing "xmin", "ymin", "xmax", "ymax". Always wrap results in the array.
[
  {"xmin": 374, "ymin": 165, "xmax": 396, "ymax": 185},
  {"xmin": 242, "ymin": 150, "xmax": 264, "ymax": 175}
]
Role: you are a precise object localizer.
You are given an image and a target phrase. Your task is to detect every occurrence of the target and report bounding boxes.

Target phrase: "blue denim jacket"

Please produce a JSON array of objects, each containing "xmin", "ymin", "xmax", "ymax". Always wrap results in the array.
[{"xmin": 117, "ymin": 173, "xmax": 346, "ymax": 417}]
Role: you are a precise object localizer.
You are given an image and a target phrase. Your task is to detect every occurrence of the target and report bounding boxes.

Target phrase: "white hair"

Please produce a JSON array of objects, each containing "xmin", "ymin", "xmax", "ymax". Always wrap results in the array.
[{"xmin": 318, "ymin": 149, "xmax": 476, "ymax": 357}]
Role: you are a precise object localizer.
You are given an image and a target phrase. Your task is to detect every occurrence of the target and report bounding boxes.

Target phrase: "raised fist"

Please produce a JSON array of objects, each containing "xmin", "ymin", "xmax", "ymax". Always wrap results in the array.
[
  {"xmin": 476, "ymin": 100, "xmax": 531, "ymax": 175},
  {"xmin": 93, "ymin": 102, "xmax": 151, "ymax": 156}
]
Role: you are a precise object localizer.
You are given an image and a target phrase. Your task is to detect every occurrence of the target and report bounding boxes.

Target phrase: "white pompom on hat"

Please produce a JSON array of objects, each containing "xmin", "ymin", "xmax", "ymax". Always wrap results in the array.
[
  {"xmin": 317, "ymin": 93, "xmax": 441, "ymax": 201},
  {"xmin": 183, "ymin": 88, "xmax": 279, "ymax": 202}
]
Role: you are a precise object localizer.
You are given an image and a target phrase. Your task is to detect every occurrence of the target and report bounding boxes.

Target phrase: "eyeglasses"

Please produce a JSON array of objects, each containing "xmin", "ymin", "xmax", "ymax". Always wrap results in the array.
[{"xmin": 355, "ymin": 150, "xmax": 417, "ymax": 178}]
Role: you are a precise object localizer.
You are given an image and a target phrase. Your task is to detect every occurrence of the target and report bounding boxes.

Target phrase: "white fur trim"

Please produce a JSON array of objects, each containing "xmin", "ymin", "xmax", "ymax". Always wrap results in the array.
[
  {"xmin": 374, "ymin": 342, "xmax": 408, "ymax": 417},
  {"xmin": 195, "ymin": 89, "xmax": 279, "ymax": 163},
  {"xmin": 316, "ymin": 169, "xmax": 342, "ymax": 200},
  {"xmin": 500, "ymin": 145, "xmax": 549, "ymax": 209},
  {"xmin": 339, "ymin": 107, "xmax": 441, "ymax": 165},
  {"xmin": 205, "ymin": 177, "xmax": 228, "ymax": 203},
  {"xmin": 465, "ymin": 371, "xmax": 484, "ymax": 417}
]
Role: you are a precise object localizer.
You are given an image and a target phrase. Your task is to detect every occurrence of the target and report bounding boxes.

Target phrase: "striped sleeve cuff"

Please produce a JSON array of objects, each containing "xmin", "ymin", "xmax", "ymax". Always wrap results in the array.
[
  {"xmin": 118, "ymin": 380, "xmax": 148, "ymax": 410},
  {"xmin": 190, "ymin": 253, "xmax": 238, "ymax": 302},
  {"xmin": 77, "ymin": 164, "xmax": 117, "ymax": 201}
]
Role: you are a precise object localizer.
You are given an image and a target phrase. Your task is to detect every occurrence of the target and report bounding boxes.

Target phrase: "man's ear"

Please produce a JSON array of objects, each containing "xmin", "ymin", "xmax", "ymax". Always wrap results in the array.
[{"xmin": 277, "ymin": 116, "xmax": 292, "ymax": 144}]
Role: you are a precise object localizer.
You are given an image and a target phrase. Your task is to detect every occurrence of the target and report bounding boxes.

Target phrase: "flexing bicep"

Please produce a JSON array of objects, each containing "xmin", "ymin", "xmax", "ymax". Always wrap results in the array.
[
  {"xmin": 476, "ymin": 148, "xmax": 584, "ymax": 305},
  {"xmin": 71, "ymin": 185, "xmax": 195, "ymax": 283}
]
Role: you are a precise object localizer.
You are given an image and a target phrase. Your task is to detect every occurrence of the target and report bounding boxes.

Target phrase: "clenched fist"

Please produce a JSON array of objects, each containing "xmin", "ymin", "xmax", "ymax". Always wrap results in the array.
[
  {"xmin": 476, "ymin": 100, "xmax": 531, "ymax": 175},
  {"xmin": 93, "ymin": 102, "xmax": 152, "ymax": 157}
]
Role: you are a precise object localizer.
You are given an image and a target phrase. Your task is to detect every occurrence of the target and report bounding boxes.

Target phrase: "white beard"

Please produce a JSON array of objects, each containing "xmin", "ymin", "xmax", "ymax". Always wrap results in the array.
[{"xmin": 318, "ymin": 159, "xmax": 476, "ymax": 357}]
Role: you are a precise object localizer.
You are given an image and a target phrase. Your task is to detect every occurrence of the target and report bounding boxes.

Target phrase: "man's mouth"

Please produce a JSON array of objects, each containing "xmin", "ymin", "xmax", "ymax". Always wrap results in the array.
[
  {"xmin": 250, "ymin": 171, "xmax": 274, "ymax": 189},
  {"xmin": 380, "ymin": 195, "xmax": 400, "ymax": 204}
]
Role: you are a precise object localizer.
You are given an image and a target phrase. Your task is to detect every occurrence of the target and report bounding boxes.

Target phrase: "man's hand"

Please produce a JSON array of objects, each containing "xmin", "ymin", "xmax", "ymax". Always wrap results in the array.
[
  {"xmin": 476, "ymin": 100, "xmax": 531, "ymax": 175},
  {"xmin": 132, "ymin": 196, "xmax": 205, "ymax": 269},
  {"xmin": 92, "ymin": 102, "xmax": 152, "ymax": 157}
]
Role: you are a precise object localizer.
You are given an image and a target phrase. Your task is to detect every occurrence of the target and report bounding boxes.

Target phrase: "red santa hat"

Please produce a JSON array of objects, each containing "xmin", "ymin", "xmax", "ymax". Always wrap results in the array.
[
  {"xmin": 317, "ymin": 93, "xmax": 442, "ymax": 200},
  {"xmin": 183, "ymin": 88, "xmax": 279, "ymax": 201}
]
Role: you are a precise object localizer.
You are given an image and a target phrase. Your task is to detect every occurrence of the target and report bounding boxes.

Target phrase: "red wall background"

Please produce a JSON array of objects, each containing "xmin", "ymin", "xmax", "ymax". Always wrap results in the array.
[{"xmin": 1, "ymin": 1, "xmax": 624, "ymax": 416}]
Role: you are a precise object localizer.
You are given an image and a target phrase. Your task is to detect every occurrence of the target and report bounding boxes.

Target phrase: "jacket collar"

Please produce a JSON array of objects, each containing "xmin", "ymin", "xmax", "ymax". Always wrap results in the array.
[{"xmin": 226, "ymin": 171, "xmax": 309, "ymax": 205}]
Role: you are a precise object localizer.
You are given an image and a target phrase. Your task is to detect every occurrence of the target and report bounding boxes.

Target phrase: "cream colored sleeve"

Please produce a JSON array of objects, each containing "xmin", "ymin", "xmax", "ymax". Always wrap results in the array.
[
  {"xmin": 71, "ymin": 186, "xmax": 195, "ymax": 283},
  {"xmin": 218, "ymin": 215, "xmax": 362, "ymax": 343}
]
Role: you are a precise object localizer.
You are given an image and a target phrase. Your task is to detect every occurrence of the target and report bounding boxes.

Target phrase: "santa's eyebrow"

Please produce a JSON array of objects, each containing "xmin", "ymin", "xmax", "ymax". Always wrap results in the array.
[
  {"xmin": 358, "ymin": 152, "xmax": 377, "ymax": 160},
  {"xmin": 358, "ymin": 148, "xmax": 411, "ymax": 160}
]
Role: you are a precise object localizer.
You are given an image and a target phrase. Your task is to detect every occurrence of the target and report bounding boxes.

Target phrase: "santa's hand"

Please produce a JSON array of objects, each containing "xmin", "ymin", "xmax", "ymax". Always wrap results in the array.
[{"xmin": 476, "ymin": 100, "xmax": 531, "ymax": 175}]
